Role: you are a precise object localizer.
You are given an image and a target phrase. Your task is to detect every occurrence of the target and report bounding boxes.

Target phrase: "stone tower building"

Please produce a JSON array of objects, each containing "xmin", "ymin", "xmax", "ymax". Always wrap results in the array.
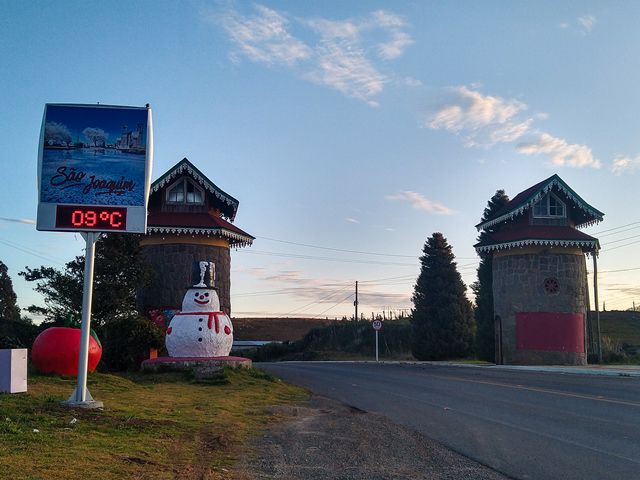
[
  {"xmin": 138, "ymin": 158, "xmax": 254, "ymax": 315},
  {"xmin": 475, "ymin": 175, "xmax": 603, "ymax": 365}
]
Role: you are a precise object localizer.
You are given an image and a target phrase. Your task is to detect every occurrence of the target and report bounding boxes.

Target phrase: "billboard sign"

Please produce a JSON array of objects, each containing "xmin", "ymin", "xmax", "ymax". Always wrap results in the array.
[{"xmin": 36, "ymin": 103, "xmax": 153, "ymax": 233}]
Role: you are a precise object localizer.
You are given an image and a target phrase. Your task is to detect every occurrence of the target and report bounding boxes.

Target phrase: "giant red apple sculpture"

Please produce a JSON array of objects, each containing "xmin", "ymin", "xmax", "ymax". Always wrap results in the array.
[{"xmin": 32, "ymin": 327, "xmax": 102, "ymax": 376}]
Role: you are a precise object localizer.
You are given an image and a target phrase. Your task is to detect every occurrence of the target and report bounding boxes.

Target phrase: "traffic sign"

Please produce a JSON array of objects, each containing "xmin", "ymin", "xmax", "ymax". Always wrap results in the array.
[{"xmin": 372, "ymin": 320, "xmax": 382, "ymax": 331}]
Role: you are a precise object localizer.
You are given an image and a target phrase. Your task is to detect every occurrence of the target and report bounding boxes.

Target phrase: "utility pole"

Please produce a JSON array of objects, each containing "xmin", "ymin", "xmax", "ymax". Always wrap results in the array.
[
  {"xmin": 593, "ymin": 254, "xmax": 602, "ymax": 363},
  {"xmin": 354, "ymin": 281, "xmax": 358, "ymax": 321}
]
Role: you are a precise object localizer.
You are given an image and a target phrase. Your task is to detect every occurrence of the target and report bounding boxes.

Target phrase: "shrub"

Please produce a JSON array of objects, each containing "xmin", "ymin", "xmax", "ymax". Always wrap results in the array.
[
  {"xmin": 0, "ymin": 319, "xmax": 39, "ymax": 349},
  {"xmin": 97, "ymin": 314, "xmax": 165, "ymax": 371}
]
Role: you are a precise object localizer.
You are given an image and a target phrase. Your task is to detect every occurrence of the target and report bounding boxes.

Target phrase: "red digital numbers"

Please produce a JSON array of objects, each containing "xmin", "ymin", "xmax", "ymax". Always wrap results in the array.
[
  {"xmin": 56, "ymin": 206, "xmax": 127, "ymax": 230},
  {"xmin": 70, "ymin": 210, "xmax": 122, "ymax": 228}
]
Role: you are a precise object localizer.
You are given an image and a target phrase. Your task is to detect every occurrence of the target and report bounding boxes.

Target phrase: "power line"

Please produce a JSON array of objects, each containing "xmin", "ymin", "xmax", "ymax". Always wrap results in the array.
[
  {"xmin": 312, "ymin": 293, "xmax": 355, "ymax": 318},
  {"xmin": 282, "ymin": 284, "xmax": 352, "ymax": 317},
  {"xmin": 240, "ymin": 249, "xmax": 418, "ymax": 266},
  {"xmin": 0, "ymin": 238, "xmax": 66, "ymax": 266},
  {"xmin": 597, "ymin": 225, "xmax": 640, "ymax": 238},
  {"xmin": 598, "ymin": 266, "xmax": 640, "ymax": 274},
  {"xmin": 601, "ymin": 234, "xmax": 640, "ymax": 246},
  {"xmin": 603, "ymin": 239, "xmax": 640, "ymax": 252},
  {"xmin": 591, "ymin": 220, "xmax": 640, "ymax": 236},
  {"xmin": 257, "ymin": 236, "xmax": 417, "ymax": 258},
  {"xmin": 256, "ymin": 235, "xmax": 480, "ymax": 260}
]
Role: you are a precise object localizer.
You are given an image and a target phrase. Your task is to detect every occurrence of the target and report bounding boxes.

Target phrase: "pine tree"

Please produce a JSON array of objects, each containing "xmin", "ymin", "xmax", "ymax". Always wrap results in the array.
[
  {"xmin": 411, "ymin": 233, "xmax": 474, "ymax": 360},
  {"xmin": 471, "ymin": 189, "xmax": 510, "ymax": 362},
  {"xmin": 0, "ymin": 260, "xmax": 20, "ymax": 321}
]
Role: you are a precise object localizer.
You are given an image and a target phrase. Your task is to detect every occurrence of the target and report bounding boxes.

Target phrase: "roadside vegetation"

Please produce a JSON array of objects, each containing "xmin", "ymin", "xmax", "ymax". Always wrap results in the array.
[
  {"xmin": 594, "ymin": 311, "xmax": 640, "ymax": 363},
  {"xmin": 0, "ymin": 368, "xmax": 306, "ymax": 479},
  {"xmin": 246, "ymin": 319, "xmax": 413, "ymax": 362}
]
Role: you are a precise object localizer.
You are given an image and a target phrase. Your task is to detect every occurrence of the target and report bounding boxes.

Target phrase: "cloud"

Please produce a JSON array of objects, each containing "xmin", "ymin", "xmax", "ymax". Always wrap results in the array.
[
  {"xmin": 402, "ymin": 76, "xmax": 423, "ymax": 87},
  {"xmin": 345, "ymin": 217, "xmax": 360, "ymax": 224},
  {"xmin": 217, "ymin": 5, "xmax": 413, "ymax": 105},
  {"xmin": 0, "ymin": 217, "xmax": 35, "ymax": 225},
  {"xmin": 425, "ymin": 85, "xmax": 602, "ymax": 169},
  {"xmin": 264, "ymin": 270, "xmax": 305, "ymax": 282},
  {"xmin": 516, "ymin": 133, "xmax": 601, "ymax": 168},
  {"xmin": 577, "ymin": 15, "xmax": 596, "ymax": 34},
  {"xmin": 560, "ymin": 15, "xmax": 597, "ymax": 35},
  {"xmin": 385, "ymin": 191, "xmax": 454, "ymax": 215},
  {"xmin": 220, "ymin": 5, "xmax": 311, "ymax": 66},
  {"xmin": 304, "ymin": 34, "xmax": 385, "ymax": 103},
  {"xmin": 369, "ymin": 10, "xmax": 414, "ymax": 59},
  {"xmin": 426, "ymin": 86, "xmax": 529, "ymax": 148},
  {"xmin": 611, "ymin": 154, "xmax": 640, "ymax": 175}
]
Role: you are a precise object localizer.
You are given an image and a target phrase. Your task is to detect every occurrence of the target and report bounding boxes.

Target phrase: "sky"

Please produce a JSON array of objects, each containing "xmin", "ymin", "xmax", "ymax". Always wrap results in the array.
[{"xmin": 2, "ymin": 1, "xmax": 640, "ymax": 320}]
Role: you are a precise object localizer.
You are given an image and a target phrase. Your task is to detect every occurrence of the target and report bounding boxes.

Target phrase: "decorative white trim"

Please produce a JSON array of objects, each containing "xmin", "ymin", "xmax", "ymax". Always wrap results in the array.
[
  {"xmin": 475, "ymin": 238, "xmax": 599, "ymax": 254},
  {"xmin": 152, "ymin": 163, "xmax": 238, "ymax": 211},
  {"xmin": 147, "ymin": 226, "xmax": 253, "ymax": 247},
  {"xmin": 476, "ymin": 178, "xmax": 603, "ymax": 231}
]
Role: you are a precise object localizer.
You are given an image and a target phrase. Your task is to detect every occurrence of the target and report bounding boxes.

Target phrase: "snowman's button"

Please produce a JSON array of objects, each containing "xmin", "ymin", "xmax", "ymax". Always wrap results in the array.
[
  {"xmin": 198, "ymin": 327, "xmax": 202, "ymax": 331},
  {"xmin": 198, "ymin": 337, "xmax": 203, "ymax": 342},
  {"xmin": 199, "ymin": 318, "xmax": 203, "ymax": 322}
]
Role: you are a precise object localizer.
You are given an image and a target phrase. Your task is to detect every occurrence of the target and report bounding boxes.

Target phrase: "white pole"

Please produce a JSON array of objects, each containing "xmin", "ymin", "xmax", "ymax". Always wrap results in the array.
[
  {"xmin": 375, "ymin": 330, "xmax": 379, "ymax": 362},
  {"xmin": 65, "ymin": 232, "xmax": 102, "ymax": 407}
]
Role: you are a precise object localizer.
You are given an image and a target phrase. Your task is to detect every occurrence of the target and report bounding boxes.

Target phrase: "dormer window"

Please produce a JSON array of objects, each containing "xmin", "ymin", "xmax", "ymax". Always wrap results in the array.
[
  {"xmin": 533, "ymin": 193, "xmax": 565, "ymax": 218},
  {"xmin": 167, "ymin": 178, "xmax": 204, "ymax": 205}
]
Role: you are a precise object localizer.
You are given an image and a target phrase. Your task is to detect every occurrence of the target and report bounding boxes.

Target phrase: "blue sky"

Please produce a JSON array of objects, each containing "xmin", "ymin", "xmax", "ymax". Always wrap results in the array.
[{"xmin": 2, "ymin": 1, "xmax": 640, "ymax": 319}]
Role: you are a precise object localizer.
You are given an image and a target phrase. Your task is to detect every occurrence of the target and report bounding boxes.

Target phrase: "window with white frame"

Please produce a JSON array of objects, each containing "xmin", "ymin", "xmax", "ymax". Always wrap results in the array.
[
  {"xmin": 166, "ymin": 178, "xmax": 204, "ymax": 204},
  {"xmin": 533, "ymin": 193, "xmax": 565, "ymax": 218}
]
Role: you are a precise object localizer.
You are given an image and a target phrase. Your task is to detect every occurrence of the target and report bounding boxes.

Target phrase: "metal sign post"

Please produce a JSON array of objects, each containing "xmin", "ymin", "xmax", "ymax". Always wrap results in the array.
[
  {"xmin": 64, "ymin": 232, "xmax": 102, "ymax": 407},
  {"xmin": 372, "ymin": 320, "xmax": 382, "ymax": 362}
]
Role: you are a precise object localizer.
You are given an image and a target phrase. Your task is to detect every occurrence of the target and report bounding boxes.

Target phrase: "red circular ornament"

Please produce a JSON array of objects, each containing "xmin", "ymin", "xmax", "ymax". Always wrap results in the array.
[
  {"xmin": 32, "ymin": 327, "xmax": 102, "ymax": 376},
  {"xmin": 543, "ymin": 277, "xmax": 560, "ymax": 295}
]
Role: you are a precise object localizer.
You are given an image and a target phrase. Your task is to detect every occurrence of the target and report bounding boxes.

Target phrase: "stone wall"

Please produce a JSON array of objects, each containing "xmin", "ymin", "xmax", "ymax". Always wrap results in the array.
[
  {"xmin": 492, "ymin": 249, "xmax": 587, "ymax": 365},
  {"xmin": 139, "ymin": 243, "xmax": 231, "ymax": 315}
]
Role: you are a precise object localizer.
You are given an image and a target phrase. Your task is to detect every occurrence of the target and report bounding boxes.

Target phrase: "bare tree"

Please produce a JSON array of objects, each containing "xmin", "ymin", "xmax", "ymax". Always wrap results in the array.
[
  {"xmin": 82, "ymin": 127, "xmax": 108, "ymax": 147},
  {"xmin": 44, "ymin": 122, "xmax": 72, "ymax": 146}
]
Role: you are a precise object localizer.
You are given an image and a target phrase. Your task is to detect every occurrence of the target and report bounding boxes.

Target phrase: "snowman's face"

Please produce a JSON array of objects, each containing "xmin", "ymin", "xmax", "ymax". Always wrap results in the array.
[{"xmin": 182, "ymin": 288, "xmax": 220, "ymax": 312}]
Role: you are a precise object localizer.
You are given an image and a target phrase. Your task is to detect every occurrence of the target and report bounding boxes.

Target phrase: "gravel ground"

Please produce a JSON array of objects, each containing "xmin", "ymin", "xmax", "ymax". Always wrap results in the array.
[{"xmin": 235, "ymin": 395, "xmax": 510, "ymax": 480}]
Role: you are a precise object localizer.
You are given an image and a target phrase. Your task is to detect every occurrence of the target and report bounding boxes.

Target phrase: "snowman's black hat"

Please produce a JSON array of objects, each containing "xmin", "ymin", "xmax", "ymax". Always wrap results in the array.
[{"xmin": 190, "ymin": 260, "xmax": 217, "ymax": 289}]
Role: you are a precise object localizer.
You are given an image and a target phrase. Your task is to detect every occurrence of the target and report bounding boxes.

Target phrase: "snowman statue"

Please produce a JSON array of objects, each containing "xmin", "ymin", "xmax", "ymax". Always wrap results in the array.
[{"xmin": 165, "ymin": 261, "xmax": 234, "ymax": 358}]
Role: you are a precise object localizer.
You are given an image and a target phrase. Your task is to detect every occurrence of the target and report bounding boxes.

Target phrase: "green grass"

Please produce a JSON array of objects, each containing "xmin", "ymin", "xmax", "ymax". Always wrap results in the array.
[
  {"xmin": 598, "ymin": 311, "xmax": 640, "ymax": 345},
  {"xmin": 0, "ymin": 368, "xmax": 306, "ymax": 479}
]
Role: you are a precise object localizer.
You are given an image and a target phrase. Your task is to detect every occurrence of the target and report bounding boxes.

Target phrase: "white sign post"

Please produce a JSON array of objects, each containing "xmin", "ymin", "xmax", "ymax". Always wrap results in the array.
[
  {"xmin": 36, "ymin": 104, "xmax": 153, "ymax": 408},
  {"xmin": 372, "ymin": 320, "xmax": 382, "ymax": 362}
]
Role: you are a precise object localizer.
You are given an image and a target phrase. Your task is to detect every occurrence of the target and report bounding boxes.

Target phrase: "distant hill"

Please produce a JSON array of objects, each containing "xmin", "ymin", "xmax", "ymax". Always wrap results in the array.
[
  {"xmin": 232, "ymin": 317, "xmax": 334, "ymax": 341},
  {"xmin": 597, "ymin": 310, "xmax": 640, "ymax": 346}
]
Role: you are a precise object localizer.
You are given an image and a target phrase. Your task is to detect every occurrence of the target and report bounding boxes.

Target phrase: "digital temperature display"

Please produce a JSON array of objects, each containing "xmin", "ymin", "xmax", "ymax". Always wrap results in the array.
[{"xmin": 55, "ymin": 205, "xmax": 127, "ymax": 231}]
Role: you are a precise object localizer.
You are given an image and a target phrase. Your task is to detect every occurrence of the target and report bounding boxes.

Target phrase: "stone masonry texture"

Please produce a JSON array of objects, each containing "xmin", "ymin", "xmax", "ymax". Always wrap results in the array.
[
  {"xmin": 139, "ymin": 243, "xmax": 232, "ymax": 315},
  {"xmin": 492, "ymin": 251, "xmax": 587, "ymax": 365}
]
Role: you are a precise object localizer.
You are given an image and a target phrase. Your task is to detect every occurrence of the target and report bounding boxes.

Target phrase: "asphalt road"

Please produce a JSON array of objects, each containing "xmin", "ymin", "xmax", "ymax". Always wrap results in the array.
[{"xmin": 259, "ymin": 362, "xmax": 640, "ymax": 480}]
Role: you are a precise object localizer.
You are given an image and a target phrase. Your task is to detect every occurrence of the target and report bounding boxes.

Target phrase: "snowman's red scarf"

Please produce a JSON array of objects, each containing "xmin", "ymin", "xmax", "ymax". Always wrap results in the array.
[{"xmin": 175, "ymin": 311, "xmax": 225, "ymax": 333}]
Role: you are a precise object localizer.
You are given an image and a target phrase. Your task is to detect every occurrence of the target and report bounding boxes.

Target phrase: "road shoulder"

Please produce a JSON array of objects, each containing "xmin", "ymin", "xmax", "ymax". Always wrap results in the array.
[{"xmin": 235, "ymin": 395, "xmax": 509, "ymax": 480}]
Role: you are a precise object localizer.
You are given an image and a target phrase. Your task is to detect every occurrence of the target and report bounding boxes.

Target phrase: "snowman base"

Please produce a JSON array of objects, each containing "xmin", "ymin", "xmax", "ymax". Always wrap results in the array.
[{"xmin": 141, "ymin": 356, "xmax": 252, "ymax": 378}]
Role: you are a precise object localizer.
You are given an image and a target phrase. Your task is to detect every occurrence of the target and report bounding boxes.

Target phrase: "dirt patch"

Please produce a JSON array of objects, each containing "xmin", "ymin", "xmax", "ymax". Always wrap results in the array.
[{"xmin": 235, "ymin": 396, "xmax": 509, "ymax": 480}]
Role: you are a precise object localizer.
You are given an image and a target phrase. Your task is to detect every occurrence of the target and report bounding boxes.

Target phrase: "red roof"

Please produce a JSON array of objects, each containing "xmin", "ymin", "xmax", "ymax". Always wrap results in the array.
[
  {"xmin": 147, "ymin": 212, "xmax": 254, "ymax": 240},
  {"xmin": 475, "ymin": 225, "xmax": 598, "ymax": 252}
]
